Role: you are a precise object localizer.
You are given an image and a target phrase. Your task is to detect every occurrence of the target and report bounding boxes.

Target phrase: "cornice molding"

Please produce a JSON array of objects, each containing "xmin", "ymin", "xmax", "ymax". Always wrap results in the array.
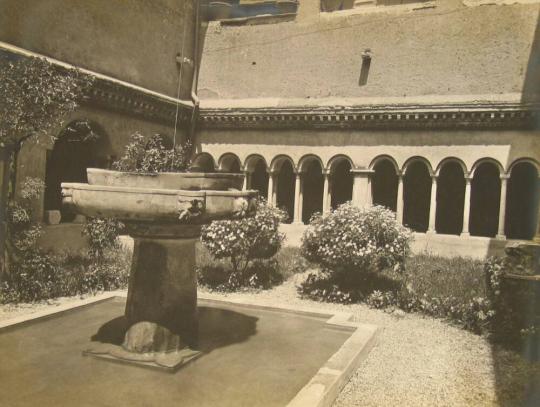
[
  {"xmin": 0, "ymin": 41, "xmax": 193, "ymax": 125},
  {"xmin": 199, "ymin": 102, "xmax": 540, "ymax": 130},
  {"xmin": 86, "ymin": 78, "xmax": 192, "ymax": 124}
]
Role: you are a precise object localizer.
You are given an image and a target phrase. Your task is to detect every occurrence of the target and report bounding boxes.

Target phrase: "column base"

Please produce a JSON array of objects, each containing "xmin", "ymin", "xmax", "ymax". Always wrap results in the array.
[
  {"xmin": 460, "ymin": 232, "xmax": 470, "ymax": 238},
  {"xmin": 83, "ymin": 341, "xmax": 202, "ymax": 372},
  {"xmin": 292, "ymin": 221, "xmax": 305, "ymax": 226},
  {"xmin": 496, "ymin": 234, "xmax": 507, "ymax": 240}
]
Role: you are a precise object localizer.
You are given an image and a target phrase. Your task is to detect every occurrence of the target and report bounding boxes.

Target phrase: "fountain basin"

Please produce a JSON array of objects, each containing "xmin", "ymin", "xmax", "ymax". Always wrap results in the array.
[
  {"xmin": 62, "ymin": 183, "xmax": 257, "ymax": 224},
  {"xmin": 61, "ymin": 168, "xmax": 257, "ymax": 371},
  {"xmin": 87, "ymin": 168, "xmax": 244, "ymax": 191}
]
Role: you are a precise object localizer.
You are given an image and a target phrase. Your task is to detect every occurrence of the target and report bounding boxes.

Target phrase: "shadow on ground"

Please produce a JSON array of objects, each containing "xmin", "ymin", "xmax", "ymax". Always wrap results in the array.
[{"xmin": 92, "ymin": 306, "xmax": 258, "ymax": 354}]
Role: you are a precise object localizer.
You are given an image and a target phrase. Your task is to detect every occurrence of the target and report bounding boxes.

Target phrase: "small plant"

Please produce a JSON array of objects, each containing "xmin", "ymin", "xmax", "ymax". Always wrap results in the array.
[
  {"xmin": 112, "ymin": 132, "xmax": 191, "ymax": 173},
  {"xmin": 302, "ymin": 203, "xmax": 412, "ymax": 274},
  {"xmin": 201, "ymin": 199, "xmax": 287, "ymax": 275},
  {"xmin": 83, "ymin": 217, "xmax": 124, "ymax": 258}
]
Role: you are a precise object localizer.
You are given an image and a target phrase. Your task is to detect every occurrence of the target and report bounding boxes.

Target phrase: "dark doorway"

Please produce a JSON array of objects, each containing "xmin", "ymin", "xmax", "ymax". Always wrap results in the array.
[
  {"xmin": 470, "ymin": 162, "xmax": 501, "ymax": 237},
  {"xmin": 436, "ymin": 162, "xmax": 465, "ymax": 235},
  {"xmin": 276, "ymin": 161, "xmax": 295, "ymax": 223},
  {"xmin": 403, "ymin": 161, "xmax": 431, "ymax": 232},
  {"xmin": 44, "ymin": 123, "xmax": 108, "ymax": 222},
  {"xmin": 251, "ymin": 159, "xmax": 269, "ymax": 200},
  {"xmin": 302, "ymin": 161, "xmax": 324, "ymax": 223},
  {"xmin": 506, "ymin": 162, "xmax": 540, "ymax": 240},
  {"xmin": 330, "ymin": 160, "xmax": 353, "ymax": 209},
  {"xmin": 372, "ymin": 159, "xmax": 398, "ymax": 212}
]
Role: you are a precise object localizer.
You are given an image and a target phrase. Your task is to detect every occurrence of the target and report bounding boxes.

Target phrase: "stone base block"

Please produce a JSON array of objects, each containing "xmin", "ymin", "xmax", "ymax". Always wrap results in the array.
[
  {"xmin": 83, "ymin": 341, "xmax": 202, "ymax": 372},
  {"xmin": 44, "ymin": 210, "xmax": 61, "ymax": 225}
]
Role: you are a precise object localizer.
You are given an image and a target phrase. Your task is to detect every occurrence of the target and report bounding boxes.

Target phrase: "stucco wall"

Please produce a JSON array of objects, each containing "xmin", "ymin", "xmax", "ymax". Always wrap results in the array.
[
  {"xmin": 198, "ymin": 0, "xmax": 540, "ymax": 100},
  {"xmin": 0, "ymin": 0, "xmax": 197, "ymax": 98},
  {"xmin": 198, "ymin": 127, "xmax": 540, "ymax": 173}
]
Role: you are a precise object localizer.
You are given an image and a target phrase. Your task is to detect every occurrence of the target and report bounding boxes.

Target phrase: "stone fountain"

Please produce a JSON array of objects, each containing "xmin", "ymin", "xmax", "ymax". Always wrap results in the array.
[{"xmin": 61, "ymin": 168, "xmax": 257, "ymax": 371}]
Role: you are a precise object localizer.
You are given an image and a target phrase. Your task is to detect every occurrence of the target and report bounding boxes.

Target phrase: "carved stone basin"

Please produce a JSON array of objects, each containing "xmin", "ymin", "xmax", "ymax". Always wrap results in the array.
[
  {"xmin": 61, "ymin": 169, "xmax": 257, "ymax": 371},
  {"xmin": 87, "ymin": 168, "xmax": 244, "ymax": 191}
]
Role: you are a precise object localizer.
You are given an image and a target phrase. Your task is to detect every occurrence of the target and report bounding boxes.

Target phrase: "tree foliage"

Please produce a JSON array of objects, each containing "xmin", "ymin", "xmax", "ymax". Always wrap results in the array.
[{"xmin": 0, "ymin": 53, "xmax": 94, "ymax": 149}]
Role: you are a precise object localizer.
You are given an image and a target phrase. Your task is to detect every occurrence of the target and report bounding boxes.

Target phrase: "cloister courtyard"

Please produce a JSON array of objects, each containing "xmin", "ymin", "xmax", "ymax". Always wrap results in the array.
[{"xmin": 1, "ymin": 0, "xmax": 540, "ymax": 406}]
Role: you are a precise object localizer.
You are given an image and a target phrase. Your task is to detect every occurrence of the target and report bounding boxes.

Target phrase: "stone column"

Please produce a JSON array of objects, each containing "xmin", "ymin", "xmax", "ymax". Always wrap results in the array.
[
  {"xmin": 496, "ymin": 174, "xmax": 509, "ymax": 240},
  {"xmin": 535, "ymin": 175, "xmax": 540, "ymax": 243},
  {"xmin": 293, "ymin": 171, "xmax": 303, "ymax": 224},
  {"xmin": 351, "ymin": 169, "xmax": 374, "ymax": 208},
  {"xmin": 322, "ymin": 170, "xmax": 331, "ymax": 213},
  {"xmin": 242, "ymin": 170, "xmax": 252, "ymax": 191},
  {"xmin": 427, "ymin": 175, "xmax": 438, "ymax": 233},
  {"xmin": 461, "ymin": 176, "xmax": 472, "ymax": 237},
  {"xmin": 396, "ymin": 172, "xmax": 404, "ymax": 225},
  {"xmin": 267, "ymin": 171, "xmax": 277, "ymax": 206}
]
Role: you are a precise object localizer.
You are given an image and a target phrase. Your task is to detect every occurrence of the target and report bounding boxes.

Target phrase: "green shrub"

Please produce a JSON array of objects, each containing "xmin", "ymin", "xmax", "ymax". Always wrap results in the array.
[
  {"xmin": 0, "ymin": 247, "xmax": 131, "ymax": 304},
  {"xmin": 394, "ymin": 255, "xmax": 494, "ymax": 334},
  {"xmin": 83, "ymin": 217, "xmax": 124, "ymax": 257},
  {"xmin": 198, "ymin": 258, "xmax": 283, "ymax": 292},
  {"xmin": 201, "ymin": 200, "xmax": 287, "ymax": 275},
  {"xmin": 112, "ymin": 132, "xmax": 191, "ymax": 173},
  {"xmin": 1, "ymin": 201, "xmax": 130, "ymax": 304},
  {"xmin": 302, "ymin": 203, "xmax": 412, "ymax": 275},
  {"xmin": 299, "ymin": 251, "xmax": 496, "ymax": 335}
]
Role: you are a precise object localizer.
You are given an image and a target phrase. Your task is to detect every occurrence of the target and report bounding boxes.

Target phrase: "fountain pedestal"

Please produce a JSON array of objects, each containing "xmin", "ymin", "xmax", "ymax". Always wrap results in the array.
[{"xmin": 62, "ymin": 169, "xmax": 256, "ymax": 371}]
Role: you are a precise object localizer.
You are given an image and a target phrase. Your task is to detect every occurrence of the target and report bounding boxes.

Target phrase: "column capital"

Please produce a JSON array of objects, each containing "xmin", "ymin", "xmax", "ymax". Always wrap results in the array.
[
  {"xmin": 430, "ymin": 174, "xmax": 439, "ymax": 180},
  {"xmin": 500, "ymin": 174, "xmax": 510, "ymax": 180},
  {"xmin": 322, "ymin": 169, "xmax": 331, "ymax": 176},
  {"xmin": 267, "ymin": 169, "xmax": 278, "ymax": 176}
]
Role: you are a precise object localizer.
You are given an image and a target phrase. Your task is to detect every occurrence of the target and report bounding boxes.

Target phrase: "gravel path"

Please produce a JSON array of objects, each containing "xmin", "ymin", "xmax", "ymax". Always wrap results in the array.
[
  {"xmin": 0, "ymin": 294, "xmax": 96, "ymax": 323},
  {"xmin": 200, "ymin": 274, "xmax": 538, "ymax": 407}
]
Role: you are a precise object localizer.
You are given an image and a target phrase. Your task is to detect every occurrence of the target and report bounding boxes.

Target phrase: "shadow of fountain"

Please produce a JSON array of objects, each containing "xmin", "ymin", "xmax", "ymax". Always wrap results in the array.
[{"xmin": 91, "ymin": 305, "xmax": 258, "ymax": 354}]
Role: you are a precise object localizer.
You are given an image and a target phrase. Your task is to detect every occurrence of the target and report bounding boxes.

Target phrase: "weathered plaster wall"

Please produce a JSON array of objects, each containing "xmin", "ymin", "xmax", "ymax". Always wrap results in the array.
[
  {"xmin": 198, "ymin": 0, "xmax": 540, "ymax": 99},
  {"xmin": 0, "ymin": 0, "xmax": 197, "ymax": 98},
  {"xmin": 198, "ymin": 128, "xmax": 540, "ymax": 173}
]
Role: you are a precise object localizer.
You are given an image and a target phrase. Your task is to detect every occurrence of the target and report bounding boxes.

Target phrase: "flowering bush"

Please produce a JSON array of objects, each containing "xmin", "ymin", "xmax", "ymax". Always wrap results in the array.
[
  {"xmin": 112, "ymin": 132, "xmax": 191, "ymax": 173},
  {"xmin": 302, "ymin": 203, "xmax": 412, "ymax": 274},
  {"xmin": 201, "ymin": 200, "xmax": 287, "ymax": 274}
]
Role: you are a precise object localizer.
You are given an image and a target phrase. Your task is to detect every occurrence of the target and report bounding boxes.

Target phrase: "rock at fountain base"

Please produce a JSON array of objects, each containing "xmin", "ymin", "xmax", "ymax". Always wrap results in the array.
[{"xmin": 83, "ymin": 341, "xmax": 202, "ymax": 372}]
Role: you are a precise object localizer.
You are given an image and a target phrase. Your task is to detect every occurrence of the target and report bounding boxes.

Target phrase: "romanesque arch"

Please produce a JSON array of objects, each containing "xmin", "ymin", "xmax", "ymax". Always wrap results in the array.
[
  {"xmin": 245, "ymin": 154, "xmax": 268, "ymax": 199},
  {"xmin": 298, "ymin": 155, "xmax": 324, "ymax": 223},
  {"xmin": 470, "ymin": 159, "xmax": 503, "ymax": 237},
  {"xmin": 44, "ymin": 120, "xmax": 111, "ymax": 222},
  {"xmin": 370, "ymin": 155, "xmax": 399, "ymax": 212},
  {"xmin": 505, "ymin": 159, "xmax": 540, "ymax": 240},
  {"xmin": 435, "ymin": 158, "xmax": 467, "ymax": 235},
  {"xmin": 402, "ymin": 158, "xmax": 432, "ymax": 232},
  {"xmin": 191, "ymin": 152, "xmax": 216, "ymax": 172},
  {"xmin": 271, "ymin": 155, "xmax": 296, "ymax": 223},
  {"xmin": 328, "ymin": 155, "xmax": 353, "ymax": 209},
  {"xmin": 218, "ymin": 153, "xmax": 242, "ymax": 173}
]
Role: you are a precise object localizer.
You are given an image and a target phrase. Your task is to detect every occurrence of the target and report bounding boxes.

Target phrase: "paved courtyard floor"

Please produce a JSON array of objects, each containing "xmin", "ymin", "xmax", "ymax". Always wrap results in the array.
[{"xmin": 0, "ymin": 297, "xmax": 352, "ymax": 407}]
